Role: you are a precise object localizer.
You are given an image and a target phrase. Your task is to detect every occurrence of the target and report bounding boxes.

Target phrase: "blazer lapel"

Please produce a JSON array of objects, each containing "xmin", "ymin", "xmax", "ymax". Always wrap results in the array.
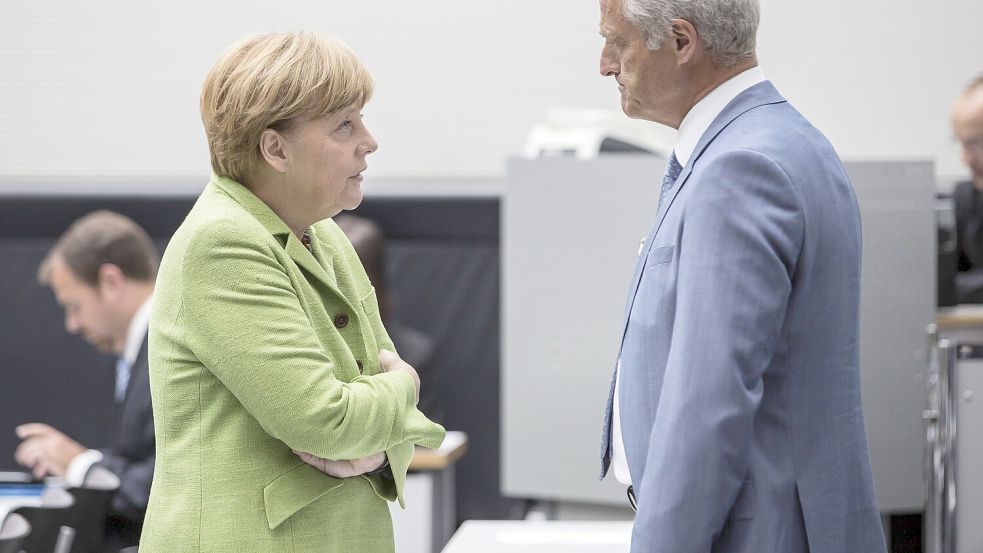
[
  {"xmin": 615, "ymin": 81, "xmax": 788, "ymax": 352},
  {"xmin": 285, "ymin": 233, "xmax": 339, "ymax": 293}
]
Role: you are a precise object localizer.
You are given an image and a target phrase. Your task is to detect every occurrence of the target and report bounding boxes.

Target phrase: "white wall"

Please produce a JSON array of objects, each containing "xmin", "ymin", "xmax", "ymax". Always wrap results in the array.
[{"xmin": 1, "ymin": 0, "xmax": 980, "ymax": 183}]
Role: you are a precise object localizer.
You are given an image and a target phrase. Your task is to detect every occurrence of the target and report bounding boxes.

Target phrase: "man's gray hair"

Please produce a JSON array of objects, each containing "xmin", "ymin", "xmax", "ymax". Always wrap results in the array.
[{"xmin": 622, "ymin": 0, "xmax": 759, "ymax": 67}]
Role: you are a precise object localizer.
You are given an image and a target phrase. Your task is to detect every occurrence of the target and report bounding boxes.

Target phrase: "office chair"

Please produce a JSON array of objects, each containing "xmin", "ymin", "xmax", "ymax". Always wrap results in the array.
[
  {"xmin": 64, "ymin": 466, "xmax": 120, "ymax": 553},
  {"xmin": 13, "ymin": 487, "xmax": 73, "ymax": 553},
  {"xmin": 0, "ymin": 512, "xmax": 31, "ymax": 553}
]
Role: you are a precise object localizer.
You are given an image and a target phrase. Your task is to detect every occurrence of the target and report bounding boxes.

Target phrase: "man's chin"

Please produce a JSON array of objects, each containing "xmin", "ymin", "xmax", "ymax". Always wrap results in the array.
[
  {"xmin": 620, "ymin": 98, "xmax": 639, "ymax": 119},
  {"xmin": 91, "ymin": 340, "xmax": 115, "ymax": 354}
]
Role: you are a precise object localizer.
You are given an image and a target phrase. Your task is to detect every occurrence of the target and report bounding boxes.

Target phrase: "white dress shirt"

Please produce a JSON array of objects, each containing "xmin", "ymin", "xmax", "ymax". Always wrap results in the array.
[
  {"xmin": 117, "ymin": 296, "xmax": 154, "ymax": 400},
  {"xmin": 65, "ymin": 295, "xmax": 153, "ymax": 487},
  {"xmin": 611, "ymin": 67, "xmax": 766, "ymax": 486}
]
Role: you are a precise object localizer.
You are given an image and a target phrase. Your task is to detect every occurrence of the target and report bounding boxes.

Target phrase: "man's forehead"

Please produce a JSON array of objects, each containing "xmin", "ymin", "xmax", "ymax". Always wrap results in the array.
[
  {"xmin": 599, "ymin": 0, "xmax": 625, "ymax": 33},
  {"xmin": 599, "ymin": 0, "xmax": 621, "ymax": 20},
  {"xmin": 954, "ymin": 92, "xmax": 983, "ymax": 125},
  {"xmin": 50, "ymin": 258, "xmax": 89, "ymax": 294}
]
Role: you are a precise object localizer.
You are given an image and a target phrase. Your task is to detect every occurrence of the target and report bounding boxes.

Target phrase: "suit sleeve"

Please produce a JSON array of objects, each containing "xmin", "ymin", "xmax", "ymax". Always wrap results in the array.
[
  {"xmin": 96, "ymin": 448, "xmax": 155, "ymax": 522},
  {"xmin": 631, "ymin": 149, "xmax": 803, "ymax": 552},
  {"xmin": 179, "ymin": 220, "xmax": 420, "ymax": 461}
]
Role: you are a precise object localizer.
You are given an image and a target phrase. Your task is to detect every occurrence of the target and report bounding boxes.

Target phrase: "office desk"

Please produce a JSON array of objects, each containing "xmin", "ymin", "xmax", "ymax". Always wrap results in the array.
[
  {"xmin": 441, "ymin": 521, "xmax": 632, "ymax": 553},
  {"xmin": 0, "ymin": 496, "xmax": 41, "ymax": 523},
  {"xmin": 0, "ymin": 481, "xmax": 44, "ymax": 522},
  {"xmin": 392, "ymin": 431, "xmax": 467, "ymax": 553},
  {"xmin": 937, "ymin": 305, "xmax": 983, "ymax": 341}
]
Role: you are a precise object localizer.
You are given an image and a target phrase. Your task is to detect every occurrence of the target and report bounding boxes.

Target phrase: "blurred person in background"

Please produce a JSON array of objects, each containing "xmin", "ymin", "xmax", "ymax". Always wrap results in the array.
[
  {"xmin": 951, "ymin": 75, "xmax": 983, "ymax": 302},
  {"xmin": 16, "ymin": 210, "xmax": 157, "ymax": 549}
]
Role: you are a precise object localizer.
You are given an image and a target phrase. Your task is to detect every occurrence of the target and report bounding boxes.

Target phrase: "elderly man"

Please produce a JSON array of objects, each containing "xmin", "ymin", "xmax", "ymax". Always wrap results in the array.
[
  {"xmin": 15, "ymin": 210, "xmax": 157, "ymax": 548},
  {"xmin": 951, "ymin": 76, "xmax": 983, "ymax": 302},
  {"xmin": 596, "ymin": 0, "xmax": 886, "ymax": 551}
]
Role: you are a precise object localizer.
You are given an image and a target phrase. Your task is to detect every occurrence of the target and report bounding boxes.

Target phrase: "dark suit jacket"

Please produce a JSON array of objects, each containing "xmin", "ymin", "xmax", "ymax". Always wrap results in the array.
[
  {"xmin": 952, "ymin": 180, "xmax": 983, "ymax": 302},
  {"xmin": 95, "ymin": 335, "xmax": 154, "ymax": 546}
]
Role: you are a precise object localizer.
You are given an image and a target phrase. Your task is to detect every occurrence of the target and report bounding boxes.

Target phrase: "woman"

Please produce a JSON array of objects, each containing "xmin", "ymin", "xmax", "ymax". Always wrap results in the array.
[{"xmin": 140, "ymin": 32, "xmax": 445, "ymax": 552}]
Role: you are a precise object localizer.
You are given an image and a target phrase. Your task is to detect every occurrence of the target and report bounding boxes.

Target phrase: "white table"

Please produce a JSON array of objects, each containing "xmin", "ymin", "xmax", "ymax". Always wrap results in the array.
[
  {"xmin": 0, "ymin": 493, "xmax": 43, "ymax": 523},
  {"xmin": 391, "ymin": 431, "xmax": 467, "ymax": 553},
  {"xmin": 441, "ymin": 521, "xmax": 633, "ymax": 553}
]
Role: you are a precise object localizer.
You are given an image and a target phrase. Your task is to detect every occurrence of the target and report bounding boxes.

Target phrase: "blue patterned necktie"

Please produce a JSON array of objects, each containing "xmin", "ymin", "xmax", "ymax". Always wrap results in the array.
[
  {"xmin": 658, "ymin": 152, "xmax": 683, "ymax": 214},
  {"xmin": 115, "ymin": 357, "xmax": 131, "ymax": 402}
]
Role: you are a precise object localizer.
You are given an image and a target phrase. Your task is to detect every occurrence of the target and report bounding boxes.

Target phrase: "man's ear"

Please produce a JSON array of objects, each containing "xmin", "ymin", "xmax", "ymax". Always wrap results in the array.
[
  {"xmin": 259, "ymin": 128, "xmax": 290, "ymax": 174},
  {"xmin": 96, "ymin": 263, "xmax": 126, "ymax": 299},
  {"xmin": 670, "ymin": 18, "xmax": 700, "ymax": 65}
]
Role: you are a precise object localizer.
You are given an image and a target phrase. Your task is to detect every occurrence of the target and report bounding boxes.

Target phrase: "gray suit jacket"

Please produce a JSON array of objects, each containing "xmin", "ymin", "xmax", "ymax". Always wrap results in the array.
[{"xmin": 601, "ymin": 81, "xmax": 886, "ymax": 553}]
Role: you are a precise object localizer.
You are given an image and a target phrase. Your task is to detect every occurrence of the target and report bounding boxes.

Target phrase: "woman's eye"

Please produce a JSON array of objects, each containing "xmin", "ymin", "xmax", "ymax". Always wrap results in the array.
[{"xmin": 338, "ymin": 120, "xmax": 353, "ymax": 131}]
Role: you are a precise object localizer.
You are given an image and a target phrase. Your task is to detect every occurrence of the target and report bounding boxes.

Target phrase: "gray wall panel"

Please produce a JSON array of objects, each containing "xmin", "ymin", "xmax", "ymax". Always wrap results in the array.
[
  {"xmin": 851, "ymin": 161, "xmax": 936, "ymax": 512},
  {"xmin": 503, "ymin": 155, "xmax": 663, "ymax": 505}
]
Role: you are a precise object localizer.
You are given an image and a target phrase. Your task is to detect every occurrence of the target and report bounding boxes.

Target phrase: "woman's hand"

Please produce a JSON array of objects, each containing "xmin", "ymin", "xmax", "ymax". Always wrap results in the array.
[
  {"xmin": 294, "ymin": 450, "xmax": 387, "ymax": 478},
  {"xmin": 378, "ymin": 349, "xmax": 420, "ymax": 404}
]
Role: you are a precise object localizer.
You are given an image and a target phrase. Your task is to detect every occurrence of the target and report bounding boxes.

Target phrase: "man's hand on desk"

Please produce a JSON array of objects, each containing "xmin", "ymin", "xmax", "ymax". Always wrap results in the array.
[
  {"xmin": 294, "ymin": 450, "xmax": 387, "ymax": 478},
  {"xmin": 14, "ymin": 423, "xmax": 86, "ymax": 479},
  {"xmin": 379, "ymin": 349, "xmax": 420, "ymax": 404}
]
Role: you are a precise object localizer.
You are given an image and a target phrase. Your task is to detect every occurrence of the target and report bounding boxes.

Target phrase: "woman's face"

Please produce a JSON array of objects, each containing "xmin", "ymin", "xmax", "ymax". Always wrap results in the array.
[{"xmin": 282, "ymin": 104, "xmax": 378, "ymax": 219}]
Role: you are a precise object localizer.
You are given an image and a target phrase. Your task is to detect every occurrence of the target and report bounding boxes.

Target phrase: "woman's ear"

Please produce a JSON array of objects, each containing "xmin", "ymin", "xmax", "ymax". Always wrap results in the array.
[{"xmin": 259, "ymin": 128, "xmax": 290, "ymax": 173}]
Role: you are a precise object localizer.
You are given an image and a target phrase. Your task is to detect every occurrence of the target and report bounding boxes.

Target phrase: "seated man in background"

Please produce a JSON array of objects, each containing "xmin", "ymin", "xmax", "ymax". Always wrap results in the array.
[
  {"xmin": 14, "ymin": 210, "xmax": 157, "ymax": 548},
  {"xmin": 335, "ymin": 214, "xmax": 445, "ymax": 424},
  {"xmin": 952, "ymin": 75, "xmax": 983, "ymax": 302}
]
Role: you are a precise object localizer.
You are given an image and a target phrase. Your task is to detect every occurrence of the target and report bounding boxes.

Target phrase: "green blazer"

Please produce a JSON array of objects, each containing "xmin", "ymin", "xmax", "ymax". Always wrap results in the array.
[{"xmin": 141, "ymin": 175, "xmax": 445, "ymax": 552}]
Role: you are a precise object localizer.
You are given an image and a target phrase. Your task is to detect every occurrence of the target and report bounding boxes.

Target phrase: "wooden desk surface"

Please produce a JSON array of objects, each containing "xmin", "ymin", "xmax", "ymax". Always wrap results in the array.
[
  {"xmin": 937, "ymin": 305, "xmax": 983, "ymax": 328},
  {"xmin": 408, "ymin": 430, "xmax": 467, "ymax": 472}
]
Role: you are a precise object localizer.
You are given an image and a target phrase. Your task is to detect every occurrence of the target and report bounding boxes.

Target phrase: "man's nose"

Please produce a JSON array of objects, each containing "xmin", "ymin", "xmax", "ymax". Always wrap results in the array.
[{"xmin": 600, "ymin": 49, "xmax": 618, "ymax": 77}]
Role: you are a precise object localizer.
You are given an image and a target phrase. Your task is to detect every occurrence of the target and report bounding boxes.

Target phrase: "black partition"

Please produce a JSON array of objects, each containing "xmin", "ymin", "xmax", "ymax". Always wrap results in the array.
[{"xmin": 0, "ymin": 191, "xmax": 519, "ymax": 522}]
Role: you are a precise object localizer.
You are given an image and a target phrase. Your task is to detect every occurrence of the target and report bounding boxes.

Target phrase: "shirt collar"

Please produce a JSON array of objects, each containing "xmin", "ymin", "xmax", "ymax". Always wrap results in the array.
[
  {"xmin": 674, "ymin": 66, "xmax": 766, "ymax": 167},
  {"xmin": 123, "ymin": 295, "xmax": 153, "ymax": 366}
]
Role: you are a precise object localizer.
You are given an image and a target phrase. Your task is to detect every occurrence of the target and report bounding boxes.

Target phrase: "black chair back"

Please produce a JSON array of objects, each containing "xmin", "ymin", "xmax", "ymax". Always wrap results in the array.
[
  {"xmin": 63, "ymin": 488, "xmax": 114, "ymax": 553},
  {"xmin": 0, "ymin": 512, "xmax": 31, "ymax": 553},
  {"xmin": 64, "ymin": 467, "xmax": 120, "ymax": 553},
  {"xmin": 14, "ymin": 487, "xmax": 73, "ymax": 553}
]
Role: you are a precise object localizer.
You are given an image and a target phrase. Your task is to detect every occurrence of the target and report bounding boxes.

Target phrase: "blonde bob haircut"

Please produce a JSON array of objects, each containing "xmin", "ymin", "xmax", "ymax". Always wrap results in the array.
[{"xmin": 201, "ymin": 31, "xmax": 373, "ymax": 181}]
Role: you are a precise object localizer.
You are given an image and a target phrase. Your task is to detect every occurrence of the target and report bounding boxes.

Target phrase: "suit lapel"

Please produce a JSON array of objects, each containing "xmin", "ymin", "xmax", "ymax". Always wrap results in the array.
[
  {"xmin": 285, "ymin": 233, "xmax": 339, "ymax": 293},
  {"xmin": 122, "ymin": 336, "xmax": 149, "ymax": 403},
  {"xmin": 114, "ymin": 335, "xmax": 148, "ymax": 437},
  {"xmin": 616, "ymin": 81, "xmax": 788, "ymax": 351},
  {"xmin": 620, "ymin": 164, "xmax": 694, "ymax": 324}
]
